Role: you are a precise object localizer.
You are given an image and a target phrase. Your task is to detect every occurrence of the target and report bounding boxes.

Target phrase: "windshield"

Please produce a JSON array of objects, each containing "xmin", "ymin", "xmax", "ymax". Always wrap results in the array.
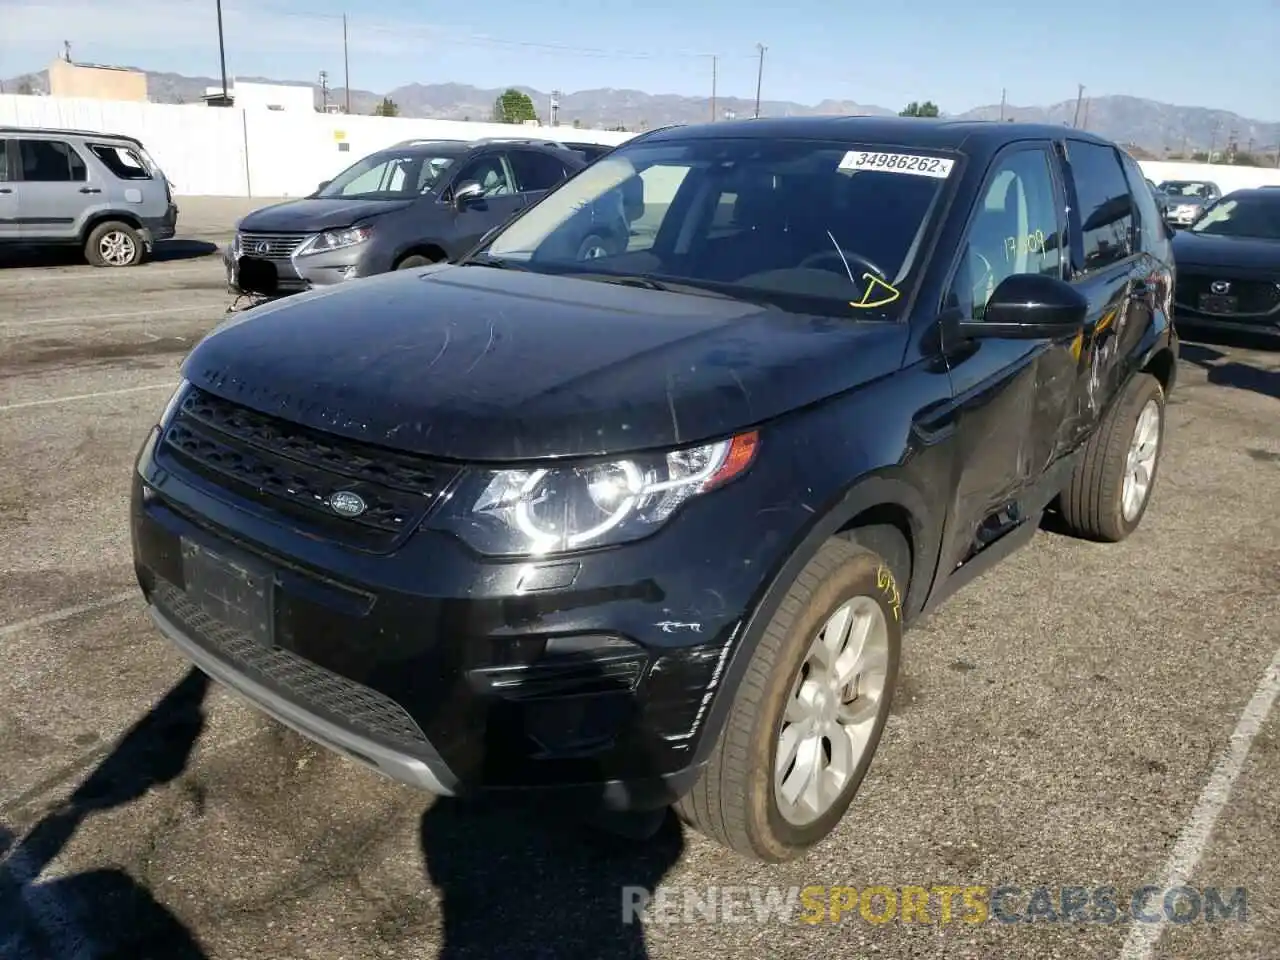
[
  {"xmin": 1188, "ymin": 193, "xmax": 1280, "ymax": 240},
  {"xmin": 1159, "ymin": 181, "xmax": 1213, "ymax": 198},
  {"xmin": 316, "ymin": 148, "xmax": 461, "ymax": 199},
  {"xmin": 481, "ymin": 137, "xmax": 958, "ymax": 317}
]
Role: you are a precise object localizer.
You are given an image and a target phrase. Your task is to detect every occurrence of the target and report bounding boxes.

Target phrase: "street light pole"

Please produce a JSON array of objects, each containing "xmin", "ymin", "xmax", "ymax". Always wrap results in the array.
[
  {"xmin": 343, "ymin": 14, "xmax": 351, "ymax": 114},
  {"xmin": 215, "ymin": 0, "xmax": 229, "ymax": 103},
  {"xmin": 753, "ymin": 43, "xmax": 766, "ymax": 118}
]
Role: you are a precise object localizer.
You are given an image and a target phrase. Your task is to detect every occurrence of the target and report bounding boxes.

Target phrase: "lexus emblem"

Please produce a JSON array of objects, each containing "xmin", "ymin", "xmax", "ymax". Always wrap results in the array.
[
  {"xmin": 327, "ymin": 490, "xmax": 367, "ymax": 518},
  {"xmin": 1210, "ymin": 280, "xmax": 1231, "ymax": 295},
  {"xmin": 254, "ymin": 241, "xmax": 271, "ymax": 255}
]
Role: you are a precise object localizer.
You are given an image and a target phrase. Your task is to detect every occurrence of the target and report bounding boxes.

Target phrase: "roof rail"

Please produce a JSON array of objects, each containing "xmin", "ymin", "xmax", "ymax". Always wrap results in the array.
[
  {"xmin": 390, "ymin": 137, "xmax": 468, "ymax": 147},
  {"xmin": 0, "ymin": 125, "xmax": 143, "ymax": 146},
  {"xmin": 471, "ymin": 136, "xmax": 570, "ymax": 148}
]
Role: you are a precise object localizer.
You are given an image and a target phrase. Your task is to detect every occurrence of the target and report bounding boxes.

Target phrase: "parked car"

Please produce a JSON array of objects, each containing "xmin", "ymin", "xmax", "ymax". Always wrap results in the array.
[
  {"xmin": 1157, "ymin": 179, "xmax": 1222, "ymax": 227},
  {"xmin": 132, "ymin": 118, "xmax": 1176, "ymax": 863},
  {"xmin": 224, "ymin": 137, "xmax": 587, "ymax": 297},
  {"xmin": 1145, "ymin": 177, "xmax": 1171, "ymax": 222},
  {"xmin": 0, "ymin": 126, "xmax": 177, "ymax": 266},
  {"xmin": 1170, "ymin": 187, "xmax": 1280, "ymax": 341}
]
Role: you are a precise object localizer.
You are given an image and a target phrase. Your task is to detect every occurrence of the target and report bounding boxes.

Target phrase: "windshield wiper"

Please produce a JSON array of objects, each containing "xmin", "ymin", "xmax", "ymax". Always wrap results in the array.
[
  {"xmin": 568, "ymin": 272, "xmax": 756, "ymax": 301},
  {"xmin": 458, "ymin": 254, "xmax": 527, "ymax": 270}
]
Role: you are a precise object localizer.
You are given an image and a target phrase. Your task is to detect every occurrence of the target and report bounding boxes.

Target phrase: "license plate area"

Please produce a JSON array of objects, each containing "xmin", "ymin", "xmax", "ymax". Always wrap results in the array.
[
  {"xmin": 181, "ymin": 538, "xmax": 275, "ymax": 647},
  {"xmin": 237, "ymin": 256, "xmax": 279, "ymax": 295},
  {"xmin": 1198, "ymin": 293, "xmax": 1238, "ymax": 315}
]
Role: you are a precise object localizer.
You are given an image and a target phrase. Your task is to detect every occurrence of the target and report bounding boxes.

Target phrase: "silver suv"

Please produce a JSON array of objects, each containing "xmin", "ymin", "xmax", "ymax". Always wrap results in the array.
[{"xmin": 0, "ymin": 126, "xmax": 178, "ymax": 267}]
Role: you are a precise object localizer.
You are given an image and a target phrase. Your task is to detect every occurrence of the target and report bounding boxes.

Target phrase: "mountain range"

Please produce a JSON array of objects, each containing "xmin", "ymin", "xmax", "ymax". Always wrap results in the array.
[{"xmin": 4, "ymin": 67, "xmax": 1278, "ymax": 158}]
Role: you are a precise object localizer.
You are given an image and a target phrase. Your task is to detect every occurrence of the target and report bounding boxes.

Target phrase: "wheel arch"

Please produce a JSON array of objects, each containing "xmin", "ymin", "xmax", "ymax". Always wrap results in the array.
[
  {"xmin": 688, "ymin": 474, "xmax": 939, "ymax": 770},
  {"xmin": 81, "ymin": 210, "xmax": 143, "ymax": 243}
]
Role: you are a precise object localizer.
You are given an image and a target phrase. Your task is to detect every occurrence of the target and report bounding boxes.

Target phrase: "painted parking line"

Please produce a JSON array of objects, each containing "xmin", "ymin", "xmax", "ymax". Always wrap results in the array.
[
  {"xmin": 0, "ymin": 592, "xmax": 137, "ymax": 640},
  {"xmin": 0, "ymin": 384, "xmax": 174, "ymax": 414},
  {"xmin": 1117, "ymin": 641, "xmax": 1280, "ymax": 960},
  {"xmin": 0, "ymin": 305, "xmax": 212, "ymax": 330}
]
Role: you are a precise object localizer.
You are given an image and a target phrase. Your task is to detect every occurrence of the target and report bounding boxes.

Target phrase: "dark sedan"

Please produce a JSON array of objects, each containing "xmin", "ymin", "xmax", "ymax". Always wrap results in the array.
[{"xmin": 1172, "ymin": 187, "xmax": 1280, "ymax": 341}]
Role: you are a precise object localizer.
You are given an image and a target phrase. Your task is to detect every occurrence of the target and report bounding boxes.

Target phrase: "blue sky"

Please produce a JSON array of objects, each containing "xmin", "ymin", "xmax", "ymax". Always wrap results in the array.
[{"xmin": 4, "ymin": 0, "xmax": 1278, "ymax": 119}]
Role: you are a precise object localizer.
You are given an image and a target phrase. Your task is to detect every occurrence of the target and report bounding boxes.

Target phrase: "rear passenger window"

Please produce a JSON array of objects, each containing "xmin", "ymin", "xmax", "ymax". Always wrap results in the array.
[
  {"xmin": 0, "ymin": 140, "xmax": 8, "ymax": 181},
  {"xmin": 17, "ymin": 139, "xmax": 87, "ymax": 182},
  {"xmin": 1118, "ymin": 152, "xmax": 1166, "ymax": 252},
  {"xmin": 1066, "ymin": 141, "xmax": 1134, "ymax": 271},
  {"xmin": 89, "ymin": 143, "xmax": 152, "ymax": 180},
  {"xmin": 507, "ymin": 151, "xmax": 568, "ymax": 192}
]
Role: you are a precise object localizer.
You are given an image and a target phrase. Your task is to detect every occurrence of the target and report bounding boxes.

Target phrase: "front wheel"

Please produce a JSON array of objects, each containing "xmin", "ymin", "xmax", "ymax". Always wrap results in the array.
[
  {"xmin": 395, "ymin": 254, "xmax": 436, "ymax": 270},
  {"xmin": 675, "ymin": 539, "xmax": 902, "ymax": 862}
]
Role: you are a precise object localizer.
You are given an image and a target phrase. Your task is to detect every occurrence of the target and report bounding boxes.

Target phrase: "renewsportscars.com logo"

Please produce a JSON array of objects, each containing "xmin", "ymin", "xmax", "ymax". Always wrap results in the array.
[{"xmin": 621, "ymin": 884, "xmax": 1249, "ymax": 926}]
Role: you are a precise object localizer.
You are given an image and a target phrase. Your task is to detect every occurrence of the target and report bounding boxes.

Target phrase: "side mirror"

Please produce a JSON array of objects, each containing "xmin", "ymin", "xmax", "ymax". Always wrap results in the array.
[
  {"xmin": 958, "ymin": 274, "xmax": 1089, "ymax": 340},
  {"xmin": 453, "ymin": 181, "xmax": 484, "ymax": 208},
  {"xmin": 316, "ymin": 180, "xmax": 330, "ymax": 192}
]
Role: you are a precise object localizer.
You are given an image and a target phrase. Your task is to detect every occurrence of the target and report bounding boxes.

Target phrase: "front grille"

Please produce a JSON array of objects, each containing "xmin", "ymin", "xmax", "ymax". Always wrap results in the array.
[
  {"xmin": 1177, "ymin": 273, "xmax": 1280, "ymax": 316},
  {"xmin": 157, "ymin": 387, "xmax": 460, "ymax": 551},
  {"xmin": 238, "ymin": 231, "xmax": 310, "ymax": 259},
  {"xmin": 154, "ymin": 581, "xmax": 431, "ymax": 751}
]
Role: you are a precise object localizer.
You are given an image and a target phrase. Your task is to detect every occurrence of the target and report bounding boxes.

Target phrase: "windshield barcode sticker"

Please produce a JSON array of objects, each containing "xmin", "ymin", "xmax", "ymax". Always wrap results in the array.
[{"xmin": 838, "ymin": 151, "xmax": 955, "ymax": 178}]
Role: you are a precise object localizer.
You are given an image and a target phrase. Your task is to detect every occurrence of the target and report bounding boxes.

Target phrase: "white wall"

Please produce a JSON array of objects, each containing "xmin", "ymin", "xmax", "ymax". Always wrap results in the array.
[
  {"xmin": 0, "ymin": 94, "xmax": 636, "ymax": 198},
  {"xmin": 4, "ymin": 94, "xmax": 1276, "ymax": 200},
  {"xmin": 1136, "ymin": 160, "xmax": 1280, "ymax": 193}
]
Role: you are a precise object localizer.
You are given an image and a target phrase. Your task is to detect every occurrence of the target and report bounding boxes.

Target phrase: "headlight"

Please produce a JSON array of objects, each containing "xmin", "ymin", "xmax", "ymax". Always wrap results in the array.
[
  {"xmin": 299, "ymin": 225, "xmax": 373, "ymax": 255},
  {"xmin": 432, "ymin": 431, "xmax": 759, "ymax": 556},
  {"xmin": 158, "ymin": 377, "xmax": 190, "ymax": 428}
]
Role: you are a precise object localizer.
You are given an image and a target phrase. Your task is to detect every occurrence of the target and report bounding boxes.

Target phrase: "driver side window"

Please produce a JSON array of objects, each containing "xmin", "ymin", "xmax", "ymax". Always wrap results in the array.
[
  {"xmin": 947, "ymin": 148, "xmax": 1062, "ymax": 320},
  {"xmin": 453, "ymin": 154, "xmax": 513, "ymax": 199}
]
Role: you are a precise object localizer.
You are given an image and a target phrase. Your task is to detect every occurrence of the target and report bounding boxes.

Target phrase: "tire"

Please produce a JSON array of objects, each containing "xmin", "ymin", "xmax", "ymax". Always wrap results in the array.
[
  {"xmin": 85, "ymin": 221, "xmax": 145, "ymax": 267},
  {"xmin": 396, "ymin": 254, "xmax": 436, "ymax": 270},
  {"xmin": 675, "ymin": 539, "xmax": 902, "ymax": 862},
  {"xmin": 1057, "ymin": 373, "xmax": 1165, "ymax": 543},
  {"xmin": 576, "ymin": 234, "xmax": 612, "ymax": 260}
]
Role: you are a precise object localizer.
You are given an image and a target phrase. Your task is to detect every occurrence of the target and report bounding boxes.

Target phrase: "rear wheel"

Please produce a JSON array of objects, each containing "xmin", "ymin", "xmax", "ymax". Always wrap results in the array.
[
  {"xmin": 675, "ymin": 539, "xmax": 902, "ymax": 862},
  {"xmin": 86, "ymin": 221, "xmax": 145, "ymax": 267},
  {"xmin": 1058, "ymin": 373, "xmax": 1165, "ymax": 542}
]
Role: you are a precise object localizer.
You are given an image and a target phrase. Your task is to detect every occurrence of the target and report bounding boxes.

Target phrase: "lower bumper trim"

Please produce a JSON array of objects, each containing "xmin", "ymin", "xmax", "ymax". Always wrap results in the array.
[{"xmin": 148, "ymin": 605, "xmax": 458, "ymax": 796}]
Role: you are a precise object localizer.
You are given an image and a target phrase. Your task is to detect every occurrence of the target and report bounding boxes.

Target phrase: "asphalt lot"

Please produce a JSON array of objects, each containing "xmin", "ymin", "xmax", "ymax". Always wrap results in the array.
[{"xmin": 1, "ymin": 196, "xmax": 1278, "ymax": 960}]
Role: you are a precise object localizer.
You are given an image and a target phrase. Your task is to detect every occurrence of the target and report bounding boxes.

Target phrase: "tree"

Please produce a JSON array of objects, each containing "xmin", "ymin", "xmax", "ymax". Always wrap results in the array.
[
  {"xmin": 899, "ymin": 101, "xmax": 940, "ymax": 118},
  {"xmin": 373, "ymin": 97, "xmax": 399, "ymax": 117},
  {"xmin": 572, "ymin": 118, "xmax": 582, "ymax": 129},
  {"xmin": 492, "ymin": 88, "xmax": 537, "ymax": 124},
  {"xmin": 16, "ymin": 80, "xmax": 33, "ymax": 95}
]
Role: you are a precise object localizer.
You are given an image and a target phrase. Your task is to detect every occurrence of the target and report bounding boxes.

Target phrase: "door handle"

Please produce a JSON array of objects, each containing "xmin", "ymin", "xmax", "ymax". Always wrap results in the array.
[
  {"xmin": 79, "ymin": 187, "xmax": 102, "ymax": 194},
  {"xmin": 0, "ymin": 187, "xmax": 12, "ymax": 194}
]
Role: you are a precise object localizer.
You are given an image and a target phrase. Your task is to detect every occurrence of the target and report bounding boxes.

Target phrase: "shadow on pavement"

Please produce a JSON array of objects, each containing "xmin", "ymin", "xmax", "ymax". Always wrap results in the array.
[
  {"xmin": 0, "ymin": 669, "xmax": 211, "ymax": 959},
  {"xmin": 0, "ymin": 239, "xmax": 218, "ymax": 269},
  {"xmin": 1180, "ymin": 341, "xmax": 1280, "ymax": 401},
  {"xmin": 420, "ymin": 795, "xmax": 683, "ymax": 959}
]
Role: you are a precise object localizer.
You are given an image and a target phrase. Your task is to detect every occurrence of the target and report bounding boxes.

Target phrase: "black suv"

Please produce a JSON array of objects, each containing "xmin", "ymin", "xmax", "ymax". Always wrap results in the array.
[
  {"xmin": 224, "ymin": 138, "xmax": 589, "ymax": 297},
  {"xmin": 133, "ymin": 118, "xmax": 1177, "ymax": 863}
]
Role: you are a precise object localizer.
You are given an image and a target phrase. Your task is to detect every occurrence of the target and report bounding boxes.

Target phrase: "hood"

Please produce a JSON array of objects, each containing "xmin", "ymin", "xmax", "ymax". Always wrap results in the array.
[
  {"xmin": 1172, "ymin": 231, "xmax": 1280, "ymax": 271},
  {"xmin": 182, "ymin": 265, "xmax": 908, "ymax": 462},
  {"xmin": 237, "ymin": 197, "xmax": 413, "ymax": 233}
]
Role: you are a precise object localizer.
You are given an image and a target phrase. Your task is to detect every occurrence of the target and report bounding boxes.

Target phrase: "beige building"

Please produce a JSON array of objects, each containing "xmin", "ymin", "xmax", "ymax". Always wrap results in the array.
[{"xmin": 48, "ymin": 58, "xmax": 148, "ymax": 101}]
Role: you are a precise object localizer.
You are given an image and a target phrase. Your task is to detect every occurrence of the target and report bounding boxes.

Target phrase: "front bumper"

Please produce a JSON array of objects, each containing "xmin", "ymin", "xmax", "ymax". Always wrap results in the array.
[
  {"xmin": 224, "ymin": 241, "xmax": 365, "ymax": 297},
  {"xmin": 129, "ymin": 413, "xmax": 788, "ymax": 808}
]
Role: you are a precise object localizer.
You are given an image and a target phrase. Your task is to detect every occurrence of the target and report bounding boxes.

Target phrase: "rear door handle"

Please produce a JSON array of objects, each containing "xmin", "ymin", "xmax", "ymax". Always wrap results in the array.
[
  {"xmin": 79, "ymin": 187, "xmax": 102, "ymax": 194},
  {"xmin": 0, "ymin": 187, "xmax": 12, "ymax": 194}
]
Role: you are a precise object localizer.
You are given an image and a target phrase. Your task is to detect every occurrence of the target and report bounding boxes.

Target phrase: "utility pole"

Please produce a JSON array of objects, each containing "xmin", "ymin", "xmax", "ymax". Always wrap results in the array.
[
  {"xmin": 1071, "ymin": 84, "xmax": 1085, "ymax": 128},
  {"xmin": 342, "ymin": 14, "xmax": 351, "ymax": 114},
  {"xmin": 1208, "ymin": 119, "xmax": 1221, "ymax": 162},
  {"xmin": 999, "ymin": 88, "xmax": 1006, "ymax": 121},
  {"xmin": 753, "ymin": 43, "xmax": 766, "ymax": 119},
  {"xmin": 319, "ymin": 70, "xmax": 329, "ymax": 111},
  {"xmin": 63, "ymin": 41, "xmax": 72, "ymax": 63},
  {"xmin": 215, "ymin": 0, "xmax": 229, "ymax": 104},
  {"xmin": 710, "ymin": 55, "xmax": 717, "ymax": 122},
  {"xmin": 1081, "ymin": 97, "xmax": 1090, "ymax": 130}
]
